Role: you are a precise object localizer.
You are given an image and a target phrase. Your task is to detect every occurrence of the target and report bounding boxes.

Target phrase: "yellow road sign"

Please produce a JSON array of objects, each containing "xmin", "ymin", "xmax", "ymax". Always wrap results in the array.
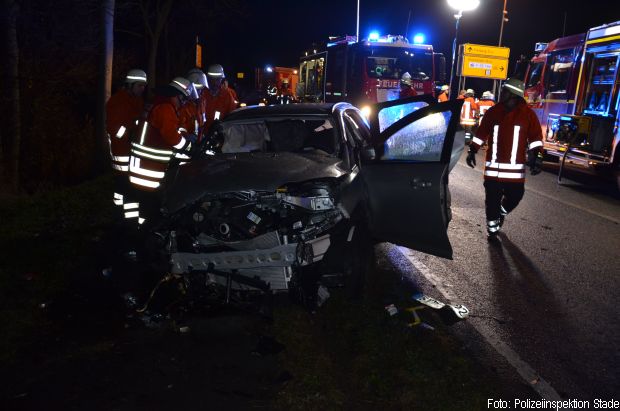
[
  {"xmin": 462, "ymin": 43, "xmax": 510, "ymax": 59},
  {"xmin": 460, "ymin": 55, "xmax": 509, "ymax": 80}
]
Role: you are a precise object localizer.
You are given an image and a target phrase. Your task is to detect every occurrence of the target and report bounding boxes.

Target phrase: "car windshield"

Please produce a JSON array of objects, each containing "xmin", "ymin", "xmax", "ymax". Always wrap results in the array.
[
  {"xmin": 216, "ymin": 116, "xmax": 339, "ymax": 155},
  {"xmin": 366, "ymin": 46, "xmax": 433, "ymax": 80}
]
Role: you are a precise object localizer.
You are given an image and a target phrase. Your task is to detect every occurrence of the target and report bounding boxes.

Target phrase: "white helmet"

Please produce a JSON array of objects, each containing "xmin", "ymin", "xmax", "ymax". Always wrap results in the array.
[
  {"xmin": 441, "ymin": 85, "xmax": 449, "ymax": 92},
  {"xmin": 206, "ymin": 63, "xmax": 225, "ymax": 78},
  {"xmin": 465, "ymin": 88, "xmax": 475, "ymax": 97},
  {"xmin": 125, "ymin": 69, "xmax": 147, "ymax": 85},
  {"xmin": 169, "ymin": 77, "xmax": 198, "ymax": 100},
  {"xmin": 482, "ymin": 91, "xmax": 495, "ymax": 100},
  {"xmin": 186, "ymin": 68, "xmax": 208, "ymax": 90},
  {"xmin": 401, "ymin": 72, "xmax": 412, "ymax": 86}
]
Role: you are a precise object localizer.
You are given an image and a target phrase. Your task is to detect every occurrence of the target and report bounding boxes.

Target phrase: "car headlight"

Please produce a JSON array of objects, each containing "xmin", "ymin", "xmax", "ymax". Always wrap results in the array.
[{"xmin": 361, "ymin": 105, "xmax": 371, "ymax": 119}]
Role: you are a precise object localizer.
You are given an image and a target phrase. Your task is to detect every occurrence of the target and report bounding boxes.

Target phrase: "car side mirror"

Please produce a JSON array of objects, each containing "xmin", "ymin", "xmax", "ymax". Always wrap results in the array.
[{"xmin": 361, "ymin": 147, "xmax": 376, "ymax": 161}]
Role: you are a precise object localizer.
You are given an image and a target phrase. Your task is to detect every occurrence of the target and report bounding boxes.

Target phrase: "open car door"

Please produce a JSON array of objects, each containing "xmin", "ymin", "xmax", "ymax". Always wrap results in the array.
[{"xmin": 362, "ymin": 96, "xmax": 462, "ymax": 259}]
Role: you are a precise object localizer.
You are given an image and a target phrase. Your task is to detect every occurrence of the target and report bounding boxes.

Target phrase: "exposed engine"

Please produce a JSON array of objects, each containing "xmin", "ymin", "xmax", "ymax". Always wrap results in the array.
[{"xmin": 158, "ymin": 181, "xmax": 348, "ymax": 294}]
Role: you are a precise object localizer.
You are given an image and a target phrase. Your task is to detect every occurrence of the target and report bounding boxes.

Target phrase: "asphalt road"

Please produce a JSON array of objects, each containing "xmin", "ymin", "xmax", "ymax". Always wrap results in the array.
[{"xmin": 383, "ymin": 148, "xmax": 620, "ymax": 401}]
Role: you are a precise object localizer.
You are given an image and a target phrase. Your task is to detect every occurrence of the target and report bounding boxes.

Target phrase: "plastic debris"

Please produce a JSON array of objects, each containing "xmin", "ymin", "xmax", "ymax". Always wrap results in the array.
[
  {"xmin": 384, "ymin": 304, "xmax": 399, "ymax": 316},
  {"xmin": 316, "ymin": 285, "xmax": 330, "ymax": 307}
]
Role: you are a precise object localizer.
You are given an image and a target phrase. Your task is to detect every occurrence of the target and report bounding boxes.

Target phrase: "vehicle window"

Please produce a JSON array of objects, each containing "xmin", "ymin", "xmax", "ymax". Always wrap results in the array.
[
  {"xmin": 219, "ymin": 117, "xmax": 338, "ymax": 155},
  {"xmin": 377, "ymin": 101, "xmax": 430, "ymax": 132},
  {"xmin": 525, "ymin": 62, "xmax": 543, "ymax": 88},
  {"xmin": 583, "ymin": 54, "xmax": 619, "ymax": 117},
  {"xmin": 381, "ymin": 111, "xmax": 452, "ymax": 162},
  {"xmin": 366, "ymin": 47, "xmax": 433, "ymax": 80},
  {"xmin": 545, "ymin": 50, "xmax": 574, "ymax": 93},
  {"xmin": 343, "ymin": 110, "xmax": 371, "ymax": 146}
]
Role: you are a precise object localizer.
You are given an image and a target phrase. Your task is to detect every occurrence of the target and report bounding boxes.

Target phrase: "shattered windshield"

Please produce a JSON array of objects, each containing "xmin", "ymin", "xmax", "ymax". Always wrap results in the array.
[{"xmin": 217, "ymin": 117, "xmax": 338, "ymax": 155}]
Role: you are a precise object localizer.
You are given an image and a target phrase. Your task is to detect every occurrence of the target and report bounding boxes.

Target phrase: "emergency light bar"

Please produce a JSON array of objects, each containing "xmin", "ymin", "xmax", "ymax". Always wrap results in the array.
[{"xmin": 534, "ymin": 42, "xmax": 548, "ymax": 53}]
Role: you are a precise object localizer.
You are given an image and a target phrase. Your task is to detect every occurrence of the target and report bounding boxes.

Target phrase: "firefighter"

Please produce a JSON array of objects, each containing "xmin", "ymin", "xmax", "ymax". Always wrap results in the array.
[
  {"xmin": 180, "ymin": 68, "xmax": 208, "ymax": 140},
  {"xmin": 477, "ymin": 91, "xmax": 495, "ymax": 118},
  {"xmin": 461, "ymin": 88, "xmax": 479, "ymax": 142},
  {"xmin": 438, "ymin": 85, "xmax": 449, "ymax": 102},
  {"xmin": 399, "ymin": 72, "xmax": 417, "ymax": 98},
  {"xmin": 128, "ymin": 77, "xmax": 198, "ymax": 225},
  {"xmin": 223, "ymin": 79, "xmax": 239, "ymax": 106},
  {"xmin": 202, "ymin": 64, "xmax": 238, "ymax": 131},
  {"xmin": 465, "ymin": 78, "xmax": 543, "ymax": 239},
  {"xmin": 457, "ymin": 89, "xmax": 466, "ymax": 100},
  {"xmin": 106, "ymin": 69, "xmax": 147, "ymax": 211}
]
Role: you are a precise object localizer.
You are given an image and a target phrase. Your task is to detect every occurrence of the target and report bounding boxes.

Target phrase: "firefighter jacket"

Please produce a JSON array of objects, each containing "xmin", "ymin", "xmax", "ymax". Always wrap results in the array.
[
  {"xmin": 179, "ymin": 100, "xmax": 205, "ymax": 137},
  {"xmin": 106, "ymin": 89, "xmax": 144, "ymax": 174},
  {"xmin": 477, "ymin": 99, "xmax": 495, "ymax": 117},
  {"xmin": 201, "ymin": 88, "xmax": 238, "ymax": 132},
  {"xmin": 399, "ymin": 87, "xmax": 417, "ymax": 99},
  {"xmin": 470, "ymin": 99, "xmax": 543, "ymax": 183},
  {"xmin": 129, "ymin": 98, "xmax": 189, "ymax": 192},
  {"xmin": 460, "ymin": 96, "xmax": 479, "ymax": 126},
  {"xmin": 438, "ymin": 92, "xmax": 448, "ymax": 102}
]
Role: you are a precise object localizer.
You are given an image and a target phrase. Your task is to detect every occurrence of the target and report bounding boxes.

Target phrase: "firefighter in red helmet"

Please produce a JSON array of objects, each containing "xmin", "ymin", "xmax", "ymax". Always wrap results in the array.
[{"xmin": 466, "ymin": 78, "xmax": 543, "ymax": 239}]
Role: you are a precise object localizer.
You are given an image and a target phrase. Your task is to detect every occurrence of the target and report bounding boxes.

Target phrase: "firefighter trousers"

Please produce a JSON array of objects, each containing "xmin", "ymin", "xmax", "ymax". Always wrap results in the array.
[{"xmin": 483, "ymin": 180, "xmax": 525, "ymax": 222}]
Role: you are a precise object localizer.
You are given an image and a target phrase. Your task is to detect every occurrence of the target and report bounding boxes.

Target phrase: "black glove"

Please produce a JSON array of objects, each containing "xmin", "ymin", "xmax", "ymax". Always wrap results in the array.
[
  {"xmin": 466, "ymin": 147, "xmax": 477, "ymax": 168},
  {"xmin": 528, "ymin": 149, "xmax": 543, "ymax": 175}
]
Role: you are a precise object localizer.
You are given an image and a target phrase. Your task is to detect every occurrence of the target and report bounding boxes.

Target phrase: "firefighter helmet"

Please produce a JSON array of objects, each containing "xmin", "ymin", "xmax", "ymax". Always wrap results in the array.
[
  {"xmin": 502, "ymin": 78, "xmax": 525, "ymax": 97},
  {"xmin": 170, "ymin": 77, "xmax": 198, "ymax": 100},
  {"xmin": 482, "ymin": 91, "xmax": 494, "ymax": 100},
  {"xmin": 206, "ymin": 64, "xmax": 225, "ymax": 78},
  {"xmin": 401, "ymin": 72, "xmax": 413, "ymax": 86},
  {"xmin": 187, "ymin": 68, "xmax": 208, "ymax": 90},
  {"xmin": 441, "ymin": 85, "xmax": 449, "ymax": 92},
  {"xmin": 125, "ymin": 69, "xmax": 147, "ymax": 85},
  {"xmin": 465, "ymin": 88, "xmax": 475, "ymax": 97}
]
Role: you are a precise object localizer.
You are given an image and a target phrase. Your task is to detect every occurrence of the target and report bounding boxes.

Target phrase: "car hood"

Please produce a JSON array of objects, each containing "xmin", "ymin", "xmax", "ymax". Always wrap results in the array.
[{"xmin": 162, "ymin": 152, "xmax": 348, "ymax": 213}]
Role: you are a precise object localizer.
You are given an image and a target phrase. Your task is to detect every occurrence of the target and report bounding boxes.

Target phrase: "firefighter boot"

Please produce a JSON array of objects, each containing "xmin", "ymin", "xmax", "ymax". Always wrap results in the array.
[
  {"xmin": 487, "ymin": 219, "xmax": 501, "ymax": 239},
  {"xmin": 499, "ymin": 205, "xmax": 508, "ymax": 227}
]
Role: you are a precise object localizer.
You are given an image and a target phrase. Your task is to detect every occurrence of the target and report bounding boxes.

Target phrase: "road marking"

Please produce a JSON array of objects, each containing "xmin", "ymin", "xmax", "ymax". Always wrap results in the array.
[
  {"xmin": 456, "ymin": 162, "xmax": 620, "ymax": 224},
  {"xmin": 396, "ymin": 246, "xmax": 563, "ymax": 401}
]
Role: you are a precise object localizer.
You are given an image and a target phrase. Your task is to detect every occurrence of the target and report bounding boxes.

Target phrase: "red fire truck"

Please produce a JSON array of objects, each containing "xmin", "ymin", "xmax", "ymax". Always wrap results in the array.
[
  {"xmin": 523, "ymin": 21, "xmax": 620, "ymax": 186},
  {"xmin": 298, "ymin": 34, "xmax": 445, "ymax": 115}
]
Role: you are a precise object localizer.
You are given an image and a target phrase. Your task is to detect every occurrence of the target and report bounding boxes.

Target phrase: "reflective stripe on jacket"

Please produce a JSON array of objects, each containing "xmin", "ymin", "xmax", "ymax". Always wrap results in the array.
[
  {"xmin": 129, "ymin": 99, "xmax": 187, "ymax": 191},
  {"xmin": 106, "ymin": 89, "xmax": 144, "ymax": 174},
  {"xmin": 471, "ymin": 100, "xmax": 543, "ymax": 183}
]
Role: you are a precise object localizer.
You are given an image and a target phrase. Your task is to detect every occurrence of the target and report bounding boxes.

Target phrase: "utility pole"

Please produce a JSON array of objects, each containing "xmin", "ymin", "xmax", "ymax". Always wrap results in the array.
[
  {"xmin": 495, "ymin": 0, "xmax": 508, "ymax": 97},
  {"xmin": 356, "ymin": 0, "xmax": 360, "ymax": 41}
]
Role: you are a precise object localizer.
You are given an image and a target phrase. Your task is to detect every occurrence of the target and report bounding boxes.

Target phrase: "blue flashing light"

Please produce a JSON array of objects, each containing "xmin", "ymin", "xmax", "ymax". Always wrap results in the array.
[
  {"xmin": 265, "ymin": 65, "xmax": 273, "ymax": 73},
  {"xmin": 368, "ymin": 31, "xmax": 380, "ymax": 41},
  {"xmin": 413, "ymin": 33, "xmax": 425, "ymax": 44}
]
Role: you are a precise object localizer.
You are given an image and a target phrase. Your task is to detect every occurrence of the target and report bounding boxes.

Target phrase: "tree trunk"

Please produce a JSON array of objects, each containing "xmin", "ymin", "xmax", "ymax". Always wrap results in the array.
[
  {"xmin": 5, "ymin": 0, "xmax": 21, "ymax": 192},
  {"xmin": 95, "ymin": 0, "xmax": 115, "ymax": 174}
]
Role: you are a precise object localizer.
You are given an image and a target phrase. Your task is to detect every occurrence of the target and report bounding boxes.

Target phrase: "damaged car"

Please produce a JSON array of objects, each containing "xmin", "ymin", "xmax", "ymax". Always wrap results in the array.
[{"xmin": 138, "ymin": 95, "xmax": 462, "ymax": 309}]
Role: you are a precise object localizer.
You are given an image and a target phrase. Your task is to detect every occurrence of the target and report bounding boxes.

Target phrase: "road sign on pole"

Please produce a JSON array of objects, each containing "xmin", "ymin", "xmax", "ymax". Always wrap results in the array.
[{"xmin": 458, "ymin": 43, "xmax": 510, "ymax": 80}]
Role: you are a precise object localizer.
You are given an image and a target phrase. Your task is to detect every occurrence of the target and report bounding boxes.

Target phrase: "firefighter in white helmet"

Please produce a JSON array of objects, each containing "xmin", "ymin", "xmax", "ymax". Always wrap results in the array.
[
  {"xmin": 106, "ymin": 69, "xmax": 148, "ymax": 211},
  {"xmin": 127, "ymin": 77, "xmax": 197, "ymax": 225},
  {"xmin": 202, "ymin": 63, "xmax": 237, "ymax": 132},
  {"xmin": 180, "ymin": 68, "xmax": 208, "ymax": 141},
  {"xmin": 399, "ymin": 72, "xmax": 417, "ymax": 98},
  {"xmin": 477, "ymin": 91, "xmax": 495, "ymax": 118},
  {"xmin": 466, "ymin": 78, "xmax": 543, "ymax": 239},
  {"xmin": 438, "ymin": 84, "xmax": 449, "ymax": 102},
  {"xmin": 460, "ymin": 88, "xmax": 479, "ymax": 142}
]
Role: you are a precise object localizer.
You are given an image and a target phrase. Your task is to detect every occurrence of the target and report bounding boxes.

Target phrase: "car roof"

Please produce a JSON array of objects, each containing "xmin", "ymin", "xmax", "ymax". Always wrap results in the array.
[{"xmin": 224, "ymin": 103, "xmax": 354, "ymax": 122}]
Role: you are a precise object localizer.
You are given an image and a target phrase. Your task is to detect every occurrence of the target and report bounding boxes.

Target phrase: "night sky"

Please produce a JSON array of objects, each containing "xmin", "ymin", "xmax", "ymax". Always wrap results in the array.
[{"xmin": 206, "ymin": 0, "xmax": 619, "ymax": 88}]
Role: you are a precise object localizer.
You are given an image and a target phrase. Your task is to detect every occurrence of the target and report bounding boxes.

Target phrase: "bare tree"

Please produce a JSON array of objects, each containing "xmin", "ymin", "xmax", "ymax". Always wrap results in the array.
[
  {"xmin": 4, "ymin": 0, "xmax": 21, "ymax": 191},
  {"xmin": 95, "ymin": 0, "xmax": 115, "ymax": 174},
  {"xmin": 140, "ymin": 0, "xmax": 174, "ymax": 90}
]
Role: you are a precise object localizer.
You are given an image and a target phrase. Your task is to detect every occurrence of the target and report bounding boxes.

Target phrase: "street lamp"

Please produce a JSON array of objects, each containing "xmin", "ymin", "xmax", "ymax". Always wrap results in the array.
[{"xmin": 447, "ymin": 0, "xmax": 480, "ymax": 99}]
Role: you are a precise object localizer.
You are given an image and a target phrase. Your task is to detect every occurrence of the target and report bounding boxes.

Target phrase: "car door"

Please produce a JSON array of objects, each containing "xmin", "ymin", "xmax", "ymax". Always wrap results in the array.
[{"xmin": 361, "ymin": 96, "xmax": 462, "ymax": 259}]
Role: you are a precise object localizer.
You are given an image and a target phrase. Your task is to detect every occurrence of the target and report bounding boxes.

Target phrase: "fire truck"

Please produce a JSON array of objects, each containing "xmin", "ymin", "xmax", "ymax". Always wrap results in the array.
[
  {"xmin": 523, "ymin": 21, "xmax": 620, "ymax": 186},
  {"xmin": 298, "ymin": 34, "xmax": 446, "ymax": 115}
]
